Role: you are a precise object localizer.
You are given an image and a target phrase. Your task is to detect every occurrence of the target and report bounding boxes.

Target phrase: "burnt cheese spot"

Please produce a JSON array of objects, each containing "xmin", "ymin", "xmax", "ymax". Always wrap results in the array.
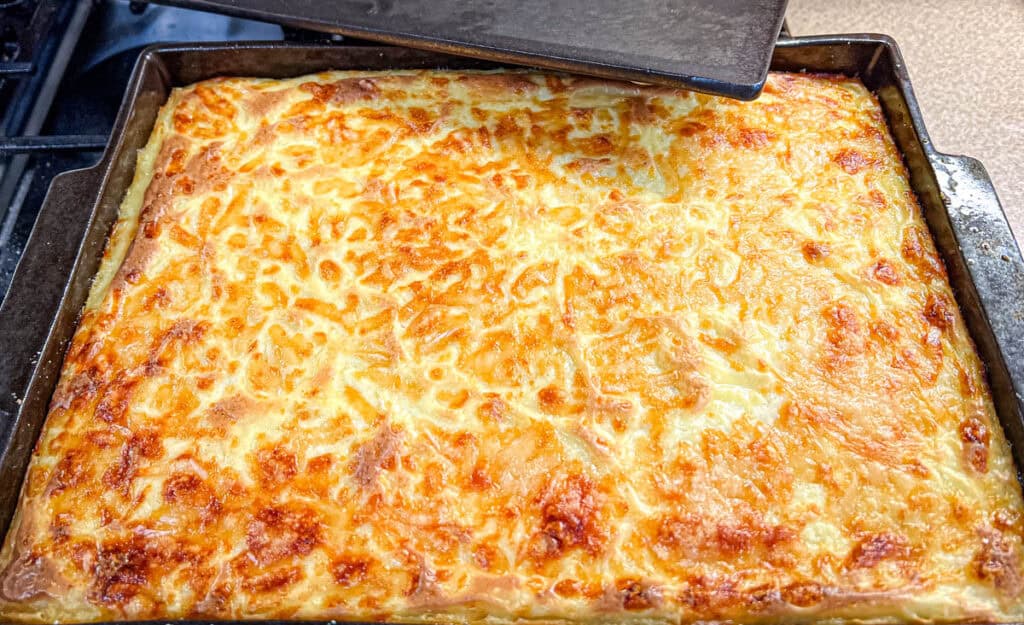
[
  {"xmin": 781, "ymin": 581, "xmax": 825, "ymax": 607},
  {"xmin": 173, "ymin": 176, "xmax": 195, "ymax": 195},
  {"xmin": 960, "ymin": 417, "xmax": 991, "ymax": 473},
  {"xmin": 801, "ymin": 241, "xmax": 830, "ymax": 263},
  {"xmin": 901, "ymin": 225, "xmax": 946, "ymax": 278},
  {"xmin": 402, "ymin": 550, "xmax": 440, "ymax": 600},
  {"xmin": 255, "ymin": 445, "xmax": 298, "ymax": 486},
  {"xmin": 472, "ymin": 544, "xmax": 497, "ymax": 571},
  {"xmin": 735, "ymin": 128, "xmax": 775, "ymax": 149},
  {"xmin": 300, "ymin": 77, "xmax": 380, "ymax": 106},
  {"xmin": 46, "ymin": 450, "xmax": 91, "ymax": 496},
  {"xmin": 469, "ymin": 464, "xmax": 493, "ymax": 491},
  {"xmin": 615, "ymin": 578, "xmax": 662, "ymax": 610},
  {"xmin": 823, "ymin": 302, "xmax": 864, "ymax": 370},
  {"xmin": 244, "ymin": 88, "xmax": 289, "ymax": 119},
  {"xmin": 871, "ymin": 259, "xmax": 900, "ymax": 285},
  {"xmin": 318, "ymin": 259, "xmax": 341, "ymax": 282},
  {"xmin": 537, "ymin": 385, "xmax": 573, "ymax": 415},
  {"xmin": 869, "ymin": 320, "xmax": 900, "ymax": 343},
  {"xmin": 833, "ymin": 148, "xmax": 872, "ymax": 174},
  {"xmin": 164, "ymin": 148, "xmax": 187, "ymax": 176},
  {"xmin": 677, "ymin": 121, "xmax": 708, "ymax": 137},
  {"xmin": 529, "ymin": 473, "xmax": 606, "ymax": 561},
  {"xmin": 627, "ymin": 98, "xmax": 655, "ymax": 124},
  {"xmin": 51, "ymin": 372, "xmax": 98, "ymax": 411},
  {"xmin": 349, "ymin": 423, "xmax": 402, "ymax": 488},
  {"xmin": 306, "ymin": 454, "xmax": 333, "ymax": 474},
  {"xmin": 332, "ymin": 557, "xmax": 371, "ymax": 587},
  {"xmin": 657, "ymin": 514, "xmax": 795, "ymax": 561},
  {"xmin": 145, "ymin": 319, "xmax": 208, "ymax": 375},
  {"xmin": 90, "ymin": 536, "xmax": 151, "ymax": 606},
  {"xmin": 924, "ymin": 293, "xmax": 955, "ymax": 331},
  {"xmin": 973, "ymin": 528, "xmax": 1024, "ymax": 596},
  {"xmin": 554, "ymin": 579, "xmax": 582, "ymax": 597},
  {"xmin": 243, "ymin": 567, "xmax": 301, "ymax": 593},
  {"xmin": 995, "ymin": 509, "xmax": 1023, "ymax": 532},
  {"xmin": 715, "ymin": 523, "xmax": 755, "ymax": 555},
  {"xmin": 678, "ymin": 575, "xmax": 746, "ymax": 614},
  {"xmin": 246, "ymin": 506, "xmax": 322, "ymax": 566},
  {"xmin": 162, "ymin": 472, "xmax": 203, "ymax": 504},
  {"xmin": 747, "ymin": 585, "xmax": 783, "ymax": 612},
  {"xmin": 162, "ymin": 472, "xmax": 221, "ymax": 522},
  {"xmin": 476, "ymin": 395, "xmax": 508, "ymax": 422},
  {"xmin": 102, "ymin": 430, "xmax": 163, "ymax": 495},
  {"xmin": 94, "ymin": 379, "xmax": 140, "ymax": 425},
  {"xmin": 457, "ymin": 74, "xmax": 539, "ymax": 97},
  {"xmin": 0, "ymin": 549, "xmax": 67, "ymax": 602},
  {"xmin": 205, "ymin": 394, "xmax": 254, "ymax": 428},
  {"xmin": 845, "ymin": 533, "xmax": 909, "ymax": 569}
]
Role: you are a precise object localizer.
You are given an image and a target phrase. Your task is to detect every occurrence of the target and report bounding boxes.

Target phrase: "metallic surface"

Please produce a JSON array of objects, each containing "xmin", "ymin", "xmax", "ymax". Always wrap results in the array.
[
  {"xmin": 0, "ymin": 134, "xmax": 108, "ymax": 155},
  {"xmin": 0, "ymin": 40, "xmax": 1021, "ymax": 624},
  {"xmin": 0, "ymin": 1, "xmax": 60, "ymax": 76},
  {"xmin": 149, "ymin": 0, "xmax": 788, "ymax": 100},
  {"xmin": 0, "ymin": 0, "xmax": 92, "ymax": 298}
]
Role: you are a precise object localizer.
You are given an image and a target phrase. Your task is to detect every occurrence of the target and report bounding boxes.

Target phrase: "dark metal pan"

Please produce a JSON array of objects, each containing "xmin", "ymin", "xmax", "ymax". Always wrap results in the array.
[
  {"xmin": 150, "ymin": 0, "xmax": 789, "ymax": 100},
  {"xmin": 0, "ymin": 37, "xmax": 1023, "ymax": 623}
]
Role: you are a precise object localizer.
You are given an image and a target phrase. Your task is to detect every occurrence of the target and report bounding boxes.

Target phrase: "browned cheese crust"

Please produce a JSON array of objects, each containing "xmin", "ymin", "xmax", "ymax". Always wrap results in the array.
[{"xmin": 0, "ymin": 70, "xmax": 1022, "ymax": 623}]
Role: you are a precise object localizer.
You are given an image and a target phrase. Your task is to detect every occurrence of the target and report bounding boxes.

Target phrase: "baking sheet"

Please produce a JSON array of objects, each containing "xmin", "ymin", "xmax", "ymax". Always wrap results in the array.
[{"xmin": 0, "ymin": 38, "xmax": 1022, "ymax": 624}]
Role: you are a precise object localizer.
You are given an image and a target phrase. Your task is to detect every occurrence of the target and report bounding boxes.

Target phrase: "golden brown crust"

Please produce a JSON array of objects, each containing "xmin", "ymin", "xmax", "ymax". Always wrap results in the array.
[{"xmin": 0, "ymin": 70, "xmax": 1022, "ymax": 623}]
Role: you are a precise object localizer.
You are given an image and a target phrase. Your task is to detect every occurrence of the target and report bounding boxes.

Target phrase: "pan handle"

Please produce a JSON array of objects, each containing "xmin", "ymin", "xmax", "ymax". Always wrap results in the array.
[
  {"xmin": 0, "ymin": 166, "xmax": 104, "ymax": 437},
  {"xmin": 931, "ymin": 153, "xmax": 1024, "ymax": 416}
]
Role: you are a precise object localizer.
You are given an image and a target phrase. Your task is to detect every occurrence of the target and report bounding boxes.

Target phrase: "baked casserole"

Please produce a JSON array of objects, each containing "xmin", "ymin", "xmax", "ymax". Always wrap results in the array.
[{"xmin": 0, "ymin": 69, "xmax": 1022, "ymax": 623}]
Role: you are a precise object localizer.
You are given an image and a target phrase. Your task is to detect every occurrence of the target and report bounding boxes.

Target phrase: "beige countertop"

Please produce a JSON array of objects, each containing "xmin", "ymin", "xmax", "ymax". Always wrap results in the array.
[{"xmin": 788, "ymin": 0, "xmax": 1023, "ymax": 238}]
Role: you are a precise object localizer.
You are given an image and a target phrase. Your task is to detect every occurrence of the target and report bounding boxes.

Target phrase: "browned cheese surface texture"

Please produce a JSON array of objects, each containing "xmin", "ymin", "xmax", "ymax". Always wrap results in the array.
[{"xmin": 1, "ymin": 70, "xmax": 1022, "ymax": 624}]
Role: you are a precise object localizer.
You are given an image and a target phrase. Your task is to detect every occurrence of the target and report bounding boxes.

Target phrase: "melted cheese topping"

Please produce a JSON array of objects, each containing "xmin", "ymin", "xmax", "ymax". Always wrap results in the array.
[{"xmin": 1, "ymin": 71, "xmax": 1023, "ymax": 624}]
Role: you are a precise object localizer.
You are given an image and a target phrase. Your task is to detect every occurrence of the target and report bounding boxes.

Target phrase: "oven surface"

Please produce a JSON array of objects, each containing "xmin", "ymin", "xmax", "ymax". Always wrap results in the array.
[{"xmin": 0, "ymin": 33, "xmax": 1022, "ymax": 625}]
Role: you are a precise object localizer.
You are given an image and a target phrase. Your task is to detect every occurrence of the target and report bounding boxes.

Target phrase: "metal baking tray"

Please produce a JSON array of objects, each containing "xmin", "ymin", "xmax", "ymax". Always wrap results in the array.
[
  {"xmin": 1, "ymin": 36, "xmax": 1023, "ymax": 620},
  {"xmin": 152, "ymin": 0, "xmax": 789, "ymax": 100}
]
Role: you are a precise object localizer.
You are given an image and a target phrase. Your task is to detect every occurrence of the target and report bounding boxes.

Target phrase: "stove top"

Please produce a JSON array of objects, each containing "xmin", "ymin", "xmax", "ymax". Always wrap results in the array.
[{"xmin": 0, "ymin": 0, "xmax": 287, "ymax": 300}]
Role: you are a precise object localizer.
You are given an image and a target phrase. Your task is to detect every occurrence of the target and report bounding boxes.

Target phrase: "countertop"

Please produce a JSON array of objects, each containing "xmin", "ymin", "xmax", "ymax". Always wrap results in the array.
[{"xmin": 787, "ymin": 0, "xmax": 1023, "ymax": 238}]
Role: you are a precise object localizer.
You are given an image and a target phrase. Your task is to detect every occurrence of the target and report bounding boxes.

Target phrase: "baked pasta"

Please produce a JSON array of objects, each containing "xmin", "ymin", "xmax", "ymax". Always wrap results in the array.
[{"xmin": 1, "ymin": 69, "xmax": 1022, "ymax": 624}]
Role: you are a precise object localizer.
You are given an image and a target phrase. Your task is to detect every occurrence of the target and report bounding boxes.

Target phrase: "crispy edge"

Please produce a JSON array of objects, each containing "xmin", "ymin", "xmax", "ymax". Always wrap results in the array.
[{"xmin": 0, "ymin": 88, "xmax": 176, "ymax": 625}]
